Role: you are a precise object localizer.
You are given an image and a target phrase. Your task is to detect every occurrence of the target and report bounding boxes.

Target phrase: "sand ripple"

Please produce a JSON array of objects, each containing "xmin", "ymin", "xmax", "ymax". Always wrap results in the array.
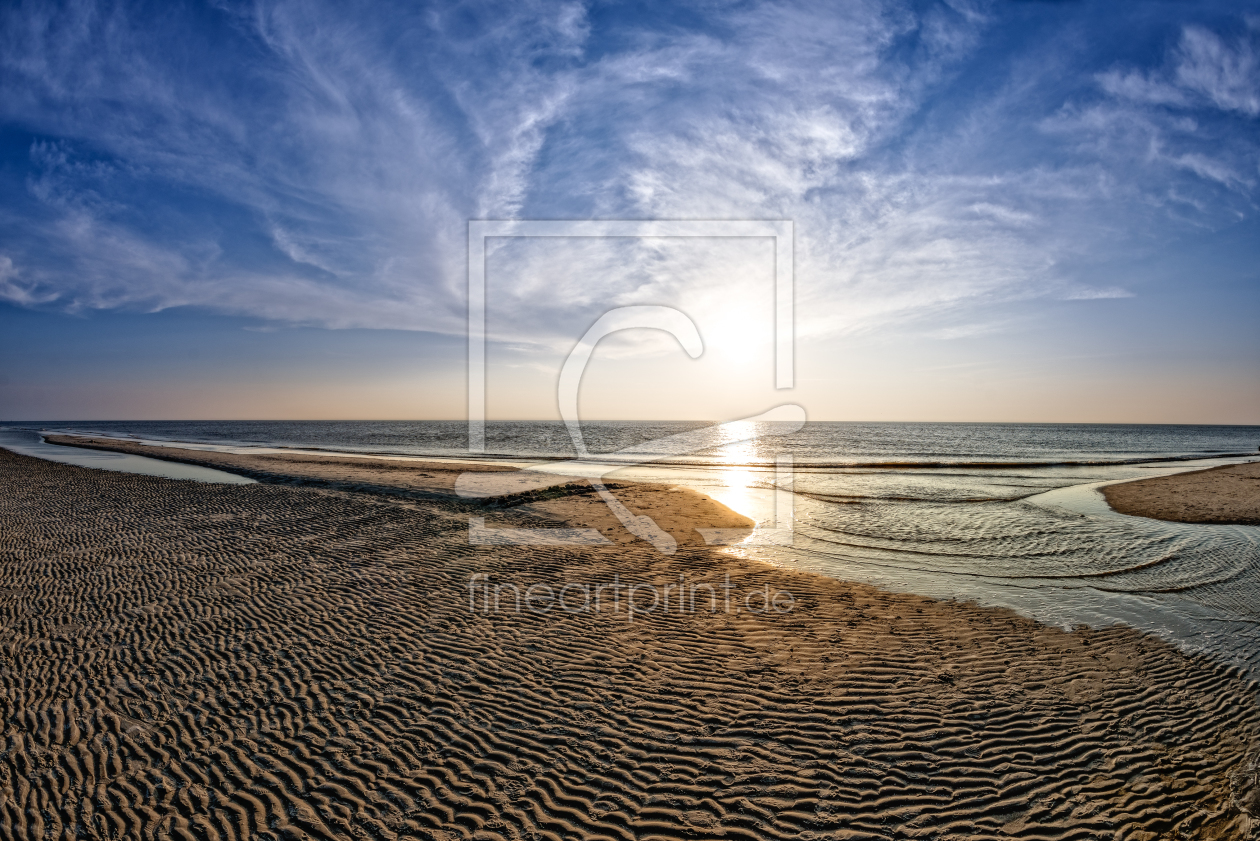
[{"xmin": 1, "ymin": 450, "xmax": 1258, "ymax": 839}]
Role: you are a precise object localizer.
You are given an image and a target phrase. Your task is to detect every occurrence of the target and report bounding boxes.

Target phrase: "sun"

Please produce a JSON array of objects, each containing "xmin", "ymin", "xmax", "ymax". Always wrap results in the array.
[{"xmin": 702, "ymin": 313, "xmax": 767, "ymax": 366}]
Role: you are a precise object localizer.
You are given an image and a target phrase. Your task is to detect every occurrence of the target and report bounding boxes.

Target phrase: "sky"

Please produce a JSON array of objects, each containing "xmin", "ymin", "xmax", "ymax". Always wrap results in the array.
[{"xmin": 0, "ymin": 0, "xmax": 1258, "ymax": 423}]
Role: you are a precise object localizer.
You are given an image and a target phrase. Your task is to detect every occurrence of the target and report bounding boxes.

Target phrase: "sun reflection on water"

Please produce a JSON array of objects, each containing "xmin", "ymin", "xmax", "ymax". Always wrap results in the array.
[{"xmin": 702, "ymin": 421, "xmax": 771, "ymax": 525}]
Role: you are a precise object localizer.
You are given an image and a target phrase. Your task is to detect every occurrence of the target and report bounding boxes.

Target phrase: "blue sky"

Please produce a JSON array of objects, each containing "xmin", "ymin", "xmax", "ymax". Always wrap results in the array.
[{"xmin": 1, "ymin": 0, "xmax": 1258, "ymax": 422}]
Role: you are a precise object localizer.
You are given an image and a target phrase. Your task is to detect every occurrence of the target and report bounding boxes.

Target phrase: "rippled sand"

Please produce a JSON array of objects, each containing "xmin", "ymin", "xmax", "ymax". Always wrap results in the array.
[
  {"xmin": 1104, "ymin": 461, "xmax": 1260, "ymax": 525},
  {"xmin": 2, "ymin": 448, "xmax": 1259, "ymax": 839}
]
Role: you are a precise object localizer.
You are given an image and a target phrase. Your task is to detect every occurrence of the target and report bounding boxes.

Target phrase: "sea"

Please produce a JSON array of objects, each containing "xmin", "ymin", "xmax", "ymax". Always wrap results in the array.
[{"xmin": 3, "ymin": 420, "xmax": 1259, "ymax": 678}]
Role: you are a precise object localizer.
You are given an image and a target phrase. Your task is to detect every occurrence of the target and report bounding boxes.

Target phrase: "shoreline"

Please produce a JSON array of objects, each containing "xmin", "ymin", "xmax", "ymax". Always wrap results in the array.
[
  {"xmin": 1103, "ymin": 460, "xmax": 1260, "ymax": 525},
  {"xmin": 1, "ymin": 447, "xmax": 1258, "ymax": 837},
  {"xmin": 41, "ymin": 433, "xmax": 758, "ymax": 548}
]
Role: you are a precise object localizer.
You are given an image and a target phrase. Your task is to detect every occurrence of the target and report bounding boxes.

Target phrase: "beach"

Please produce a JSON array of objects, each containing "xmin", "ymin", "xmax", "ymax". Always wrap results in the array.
[
  {"xmin": 40, "ymin": 435, "xmax": 756, "ymax": 547},
  {"xmin": 1103, "ymin": 461, "xmax": 1260, "ymax": 526},
  {"xmin": 2, "ymin": 444, "xmax": 1258, "ymax": 838}
]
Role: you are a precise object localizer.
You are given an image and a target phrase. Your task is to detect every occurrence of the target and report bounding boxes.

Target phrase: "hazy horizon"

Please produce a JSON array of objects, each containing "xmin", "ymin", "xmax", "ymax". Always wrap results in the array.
[{"xmin": 7, "ymin": 418, "xmax": 1260, "ymax": 430}]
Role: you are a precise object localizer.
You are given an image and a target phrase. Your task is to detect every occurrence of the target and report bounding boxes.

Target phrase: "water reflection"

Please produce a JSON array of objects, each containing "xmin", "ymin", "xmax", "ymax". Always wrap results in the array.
[{"xmin": 705, "ymin": 421, "xmax": 764, "ymax": 524}]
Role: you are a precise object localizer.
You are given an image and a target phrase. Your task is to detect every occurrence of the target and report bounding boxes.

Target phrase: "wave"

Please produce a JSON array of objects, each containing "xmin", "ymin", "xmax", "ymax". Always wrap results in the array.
[{"xmin": 24, "ymin": 426, "xmax": 1255, "ymax": 473}]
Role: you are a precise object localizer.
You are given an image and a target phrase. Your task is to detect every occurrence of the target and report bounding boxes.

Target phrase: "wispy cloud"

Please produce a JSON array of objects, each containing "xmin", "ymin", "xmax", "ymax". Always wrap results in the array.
[
  {"xmin": 1064, "ymin": 17, "xmax": 1260, "ymax": 209},
  {"xmin": 1060, "ymin": 286, "xmax": 1135, "ymax": 301},
  {"xmin": 1175, "ymin": 21, "xmax": 1260, "ymax": 116},
  {"xmin": 1098, "ymin": 20, "xmax": 1260, "ymax": 117},
  {"xmin": 0, "ymin": 0, "xmax": 1256, "ymax": 351}
]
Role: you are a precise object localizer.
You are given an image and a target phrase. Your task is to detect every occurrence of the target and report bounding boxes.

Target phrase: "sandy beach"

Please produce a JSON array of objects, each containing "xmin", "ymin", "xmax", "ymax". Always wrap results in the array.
[
  {"xmin": 1103, "ymin": 461, "xmax": 1260, "ymax": 525},
  {"xmin": 8, "ymin": 0, "xmax": 1260, "ymax": 836},
  {"xmin": 1, "ymin": 443, "xmax": 1258, "ymax": 838},
  {"xmin": 41, "ymin": 435, "xmax": 756, "ymax": 547}
]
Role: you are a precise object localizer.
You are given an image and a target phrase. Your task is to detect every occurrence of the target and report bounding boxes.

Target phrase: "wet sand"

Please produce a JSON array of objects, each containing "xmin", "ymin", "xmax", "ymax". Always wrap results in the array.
[
  {"xmin": 1104, "ymin": 461, "xmax": 1260, "ymax": 525},
  {"xmin": 42, "ymin": 434, "xmax": 756, "ymax": 546},
  {"xmin": 2, "ymin": 446, "xmax": 1259, "ymax": 839}
]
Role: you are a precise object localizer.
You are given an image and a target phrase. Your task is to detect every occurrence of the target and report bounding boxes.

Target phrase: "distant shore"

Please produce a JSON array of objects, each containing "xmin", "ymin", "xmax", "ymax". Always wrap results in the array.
[
  {"xmin": 1103, "ymin": 460, "xmax": 1260, "ymax": 525},
  {"xmin": 2, "ymin": 440, "xmax": 1258, "ymax": 836}
]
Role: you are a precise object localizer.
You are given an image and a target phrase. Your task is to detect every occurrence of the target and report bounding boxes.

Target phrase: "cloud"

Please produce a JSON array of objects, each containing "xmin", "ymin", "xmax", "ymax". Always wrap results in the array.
[
  {"xmin": 1060, "ymin": 286, "xmax": 1134, "ymax": 300},
  {"xmin": 1037, "ymin": 17, "xmax": 1259, "ymax": 227},
  {"xmin": 0, "ymin": 1, "xmax": 1256, "ymax": 352},
  {"xmin": 1096, "ymin": 69, "xmax": 1189, "ymax": 108},
  {"xmin": 0, "ymin": 0, "xmax": 603, "ymax": 331},
  {"xmin": 929, "ymin": 320, "xmax": 1015, "ymax": 340},
  {"xmin": 1175, "ymin": 22, "xmax": 1260, "ymax": 116},
  {"xmin": 0, "ymin": 255, "xmax": 54, "ymax": 307},
  {"xmin": 1098, "ymin": 21, "xmax": 1260, "ymax": 116}
]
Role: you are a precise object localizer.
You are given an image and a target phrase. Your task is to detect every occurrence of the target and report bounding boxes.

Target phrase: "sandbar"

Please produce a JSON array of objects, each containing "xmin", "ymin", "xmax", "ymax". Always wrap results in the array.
[{"xmin": 1103, "ymin": 460, "xmax": 1260, "ymax": 525}]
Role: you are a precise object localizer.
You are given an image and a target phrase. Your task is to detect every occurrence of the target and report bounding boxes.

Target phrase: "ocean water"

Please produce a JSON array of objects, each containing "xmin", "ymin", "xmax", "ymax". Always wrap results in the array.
[
  {"xmin": 0, "ymin": 428, "xmax": 254, "ymax": 485},
  {"xmin": 6, "ymin": 420, "xmax": 1260, "ymax": 677},
  {"xmin": 10, "ymin": 418, "xmax": 1258, "ymax": 466}
]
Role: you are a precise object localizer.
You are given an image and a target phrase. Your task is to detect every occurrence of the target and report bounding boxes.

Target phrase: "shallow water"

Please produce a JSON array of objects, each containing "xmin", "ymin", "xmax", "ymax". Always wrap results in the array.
[
  {"xmin": 7, "ymin": 420, "xmax": 1260, "ymax": 676},
  {"xmin": 0, "ymin": 428, "xmax": 255, "ymax": 485}
]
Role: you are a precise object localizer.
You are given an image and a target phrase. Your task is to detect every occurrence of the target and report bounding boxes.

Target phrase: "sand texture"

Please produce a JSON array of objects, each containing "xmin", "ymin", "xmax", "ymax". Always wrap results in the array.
[
  {"xmin": 2, "ymin": 449, "xmax": 1260, "ymax": 840},
  {"xmin": 41, "ymin": 436, "xmax": 527, "ymax": 503},
  {"xmin": 1104, "ymin": 461, "xmax": 1260, "ymax": 525},
  {"xmin": 41, "ymin": 435, "xmax": 754, "ymax": 548}
]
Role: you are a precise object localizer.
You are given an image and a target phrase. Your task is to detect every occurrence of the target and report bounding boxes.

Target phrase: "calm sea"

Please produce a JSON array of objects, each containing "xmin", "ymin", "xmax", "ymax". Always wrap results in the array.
[
  {"xmin": 5, "ymin": 420, "xmax": 1260, "ymax": 677},
  {"xmin": 8, "ymin": 419, "xmax": 1258, "ymax": 465}
]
